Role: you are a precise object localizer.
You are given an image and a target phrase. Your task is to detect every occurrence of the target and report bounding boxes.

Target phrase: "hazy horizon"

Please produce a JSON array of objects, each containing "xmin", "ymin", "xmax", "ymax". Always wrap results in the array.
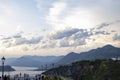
[{"xmin": 0, "ymin": 0, "xmax": 120, "ymax": 57}]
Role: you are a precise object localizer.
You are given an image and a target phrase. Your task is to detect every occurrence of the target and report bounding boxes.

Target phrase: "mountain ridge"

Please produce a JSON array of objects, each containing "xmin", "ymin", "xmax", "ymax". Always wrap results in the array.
[
  {"xmin": 7, "ymin": 55, "xmax": 64, "ymax": 67},
  {"xmin": 4, "ymin": 45, "xmax": 120, "ymax": 67},
  {"xmin": 56, "ymin": 45, "xmax": 120, "ymax": 65}
]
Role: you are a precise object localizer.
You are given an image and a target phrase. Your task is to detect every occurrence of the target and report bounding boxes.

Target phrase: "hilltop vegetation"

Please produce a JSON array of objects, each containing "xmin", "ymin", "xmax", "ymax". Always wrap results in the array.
[
  {"xmin": 43, "ymin": 59, "xmax": 120, "ymax": 80},
  {"xmin": 44, "ymin": 75, "xmax": 72, "ymax": 80}
]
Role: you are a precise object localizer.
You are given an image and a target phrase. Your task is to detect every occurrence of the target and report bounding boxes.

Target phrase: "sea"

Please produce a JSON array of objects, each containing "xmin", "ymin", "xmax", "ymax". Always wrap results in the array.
[{"xmin": 0, "ymin": 66, "xmax": 43, "ymax": 77}]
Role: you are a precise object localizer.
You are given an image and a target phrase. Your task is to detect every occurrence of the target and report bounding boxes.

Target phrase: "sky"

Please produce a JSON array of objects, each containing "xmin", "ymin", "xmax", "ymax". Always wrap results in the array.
[{"xmin": 0, "ymin": 0, "xmax": 120, "ymax": 57}]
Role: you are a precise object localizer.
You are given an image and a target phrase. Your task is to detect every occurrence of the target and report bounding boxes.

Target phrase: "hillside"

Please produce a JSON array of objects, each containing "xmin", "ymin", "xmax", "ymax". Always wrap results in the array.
[
  {"xmin": 56, "ymin": 52, "xmax": 79, "ymax": 65},
  {"xmin": 43, "ymin": 59, "xmax": 120, "ymax": 80},
  {"xmin": 56, "ymin": 45, "xmax": 120, "ymax": 65},
  {"xmin": 0, "ymin": 65, "xmax": 15, "ymax": 71}
]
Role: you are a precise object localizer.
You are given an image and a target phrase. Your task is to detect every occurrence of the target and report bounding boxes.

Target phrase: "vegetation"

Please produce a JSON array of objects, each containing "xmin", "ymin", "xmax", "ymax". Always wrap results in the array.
[
  {"xmin": 44, "ymin": 75, "xmax": 72, "ymax": 80},
  {"xmin": 43, "ymin": 59, "xmax": 120, "ymax": 80}
]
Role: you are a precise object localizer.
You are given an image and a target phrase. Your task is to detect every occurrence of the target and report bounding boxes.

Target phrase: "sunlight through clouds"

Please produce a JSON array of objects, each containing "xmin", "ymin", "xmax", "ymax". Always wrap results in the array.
[{"xmin": 0, "ymin": 0, "xmax": 120, "ymax": 57}]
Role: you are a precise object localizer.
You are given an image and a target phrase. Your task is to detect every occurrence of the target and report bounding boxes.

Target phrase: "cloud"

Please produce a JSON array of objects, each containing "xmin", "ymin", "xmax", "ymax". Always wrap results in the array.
[
  {"xmin": 13, "ymin": 33, "xmax": 22, "ymax": 38},
  {"xmin": 1, "ymin": 37, "xmax": 12, "ymax": 40},
  {"xmin": 97, "ymin": 23, "xmax": 112, "ymax": 29},
  {"xmin": 0, "ymin": 22, "xmax": 115, "ymax": 50},
  {"xmin": 45, "ymin": 1, "xmax": 67, "ymax": 29},
  {"xmin": 49, "ymin": 28, "xmax": 79, "ymax": 39},
  {"xmin": 1, "ymin": 33, "xmax": 43, "ymax": 48},
  {"xmin": 47, "ymin": 26, "xmax": 114, "ymax": 48},
  {"xmin": 116, "ymin": 20, "xmax": 120, "ymax": 23},
  {"xmin": 57, "ymin": 39, "xmax": 69, "ymax": 47},
  {"xmin": 48, "ymin": 2, "xmax": 67, "ymax": 17},
  {"xmin": 43, "ymin": 0, "xmax": 120, "ymax": 30},
  {"xmin": 48, "ymin": 28, "xmax": 92, "ymax": 47},
  {"xmin": 0, "ymin": 2, "xmax": 14, "ymax": 16},
  {"xmin": 111, "ymin": 30, "xmax": 116, "ymax": 33},
  {"xmin": 13, "ymin": 37, "xmax": 42, "ymax": 45},
  {"xmin": 0, "ymin": 0, "xmax": 120, "ymax": 57},
  {"xmin": 46, "ymin": 4, "xmax": 96, "ymax": 29},
  {"xmin": 95, "ymin": 31, "xmax": 110, "ymax": 35},
  {"xmin": 58, "ymin": 38, "xmax": 86, "ymax": 47},
  {"xmin": 35, "ymin": 0, "xmax": 55, "ymax": 15},
  {"xmin": 71, "ymin": 29, "xmax": 92, "ymax": 39},
  {"xmin": 113, "ymin": 34, "xmax": 120, "ymax": 41}
]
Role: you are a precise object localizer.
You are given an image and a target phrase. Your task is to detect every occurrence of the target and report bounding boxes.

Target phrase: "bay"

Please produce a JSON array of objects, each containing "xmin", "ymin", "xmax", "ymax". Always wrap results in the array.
[{"xmin": 0, "ymin": 66, "xmax": 43, "ymax": 77}]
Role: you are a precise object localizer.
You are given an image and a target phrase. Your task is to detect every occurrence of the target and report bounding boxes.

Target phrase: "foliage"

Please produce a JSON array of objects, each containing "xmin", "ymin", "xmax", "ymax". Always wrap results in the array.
[
  {"xmin": 43, "ymin": 59, "xmax": 120, "ymax": 80},
  {"xmin": 44, "ymin": 75, "xmax": 67, "ymax": 80}
]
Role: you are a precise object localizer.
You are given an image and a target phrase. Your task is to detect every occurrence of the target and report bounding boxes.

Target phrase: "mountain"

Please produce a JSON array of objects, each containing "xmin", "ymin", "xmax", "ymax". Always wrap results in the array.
[
  {"xmin": 56, "ymin": 52, "xmax": 79, "ymax": 65},
  {"xmin": 0, "ymin": 65, "xmax": 15, "ymax": 71},
  {"xmin": 56, "ymin": 45, "xmax": 120, "ymax": 65},
  {"xmin": 9, "ymin": 55, "xmax": 63, "ymax": 67},
  {"xmin": 5, "ymin": 58, "xmax": 17, "ymax": 65},
  {"xmin": 0, "ymin": 58, "xmax": 17, "ymax": 67}
]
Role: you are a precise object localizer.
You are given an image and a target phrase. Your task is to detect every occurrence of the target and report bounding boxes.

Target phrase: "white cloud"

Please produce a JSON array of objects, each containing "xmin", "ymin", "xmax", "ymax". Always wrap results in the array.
[
  {"xmin": 46, "ymin": 2, "xmax": 100, "ymax": 30},
  {"xmin": 46, "ymin": 2, "xmax": 67, "ymax": 30},
  {"xmin": 0, "ymin": 3, "xmax": 14, "ymax": 16},
  {"xmin": 0, "ymin": 0, "xmax": 120, "ymax": 57},
  {"xmin": 113, "ymin": 34, "xmax": 120, "ymax": 41},
  {"xmin": 0, "ymin": 33, "xmax": 43, "ymax": 48},
  {"xmin": 49, "ymin": 2, "xmax": 67, "ymax": 17},
  {"xmin": 16, "ymin": 25, "xmax": 23, "ymax": 33},
  {"xmin": 49, "ymin": 28, "xmax": 79, "ymax": 39},
  {"xmin": 44, "ymin": 0, "xmax": 120, "ymax": 30},
  {"xmin": 63, "ymin": 8, "xmax": 96, "ymax": 29},
  {"xmin": 0, "ymin": 22, "xmax": 120, "ymax": 57}
]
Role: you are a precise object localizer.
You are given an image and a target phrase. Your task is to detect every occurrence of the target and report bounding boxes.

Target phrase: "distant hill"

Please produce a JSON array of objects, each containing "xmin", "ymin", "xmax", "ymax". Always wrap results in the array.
[
  {"xmin": 0, "ymin": 58, "xmax": 17, "ymax": 66},
  {"xmin": 56, "ymin": 45, "xmax": 120, "ymax": 65},
  {"xmin": 9, "ymin": 55, "xmax": 63, "ymax": 67},
  {"xmin": 0, "ymin": 65, "xmax": 15, "ymax": 71},
  {"xmin": 56, "ymin": 52, "xmax": 79, "ymax": 65},
  {"xmin": 3, "ymin": 45, "xmax": 120, "ymax": 67}
]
